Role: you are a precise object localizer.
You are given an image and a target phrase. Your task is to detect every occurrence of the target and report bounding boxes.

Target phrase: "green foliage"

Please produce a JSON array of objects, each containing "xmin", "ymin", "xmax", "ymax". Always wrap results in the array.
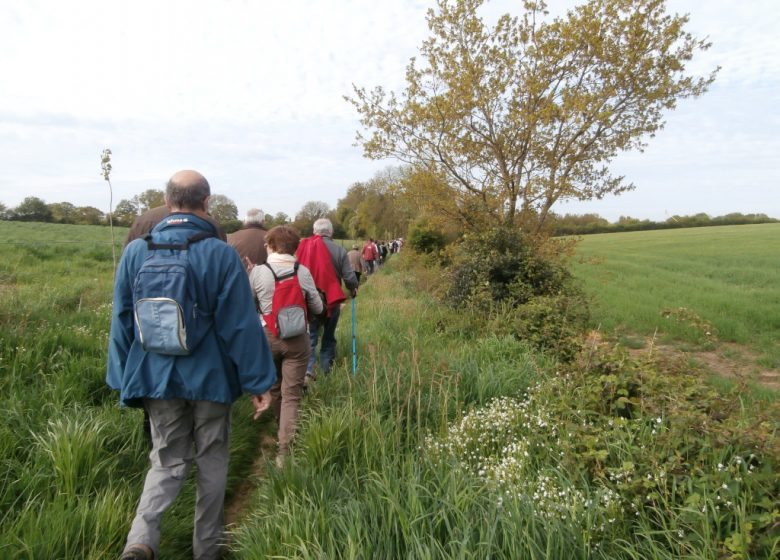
[
  {"xmin": 259, "ymin": 211, "xmax": 289, "ymax": 229},
  {"xmin": 14, "ymin": 196, "xmax": 53, "ymax": 222},
  {"xmin": 47, "ymin": 202, "xmax": 79, "ymax": 224},
  {"xmin": 293, "ymin": 200, "xmax": 330, "ymax": 235},
  {"xmin": 551, "ymin": 211, "xmax": 778, "ymax": 236},
  {"xmin": 334, "ymin": 167, "xmax": 415, "ymax": 240},
  {"xmin": 220, "ymin": 218, "xmax": 243, "ymax": 234},
  {"xmin": 444, "ymin": 226, "xmax": 588, "ymax": 359},
  {"xmin": 136, "ymin": 188, "xmax": 164, "ymax": 211},
  {"xmin": 407, "ymin": 222, "xmax": 446, "ymax": 254},
  {"xmin": 207, "ymin": 193, "xmax": 238, "ymax": 223},
  {"xmin": 487, "ymin": 295, "xmax": 590, "ymax": 362},
  {"xmin": 112, "ymin": 198, "xmax": 139, "ymax": 227},
  {"xmin": 349, "ymin": 0, "xmax": 716, "ymax": 233},
  {"xmin": 426, "ymin": 343, "xmax": 780, "ymax": 557}
]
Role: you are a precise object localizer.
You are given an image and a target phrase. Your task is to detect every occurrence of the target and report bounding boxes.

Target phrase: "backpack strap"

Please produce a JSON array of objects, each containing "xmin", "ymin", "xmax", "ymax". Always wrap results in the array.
[
  {"xmin": 143, "ymin": 231, "xmax": 215, "ymax": 251},
  {"xmin": 263, "ymin": 261, "xmax": 299, "ymax": 282}
]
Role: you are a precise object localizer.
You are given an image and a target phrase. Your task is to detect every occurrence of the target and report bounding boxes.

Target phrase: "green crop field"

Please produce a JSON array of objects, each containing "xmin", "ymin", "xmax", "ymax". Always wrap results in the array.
[
  {"xmin": 571, "ymin": 223, "xmax": 780, "ymax": 371},
  {"xmin": 1, "ymin": 221, "xmax": 777, "ymax": 558}
]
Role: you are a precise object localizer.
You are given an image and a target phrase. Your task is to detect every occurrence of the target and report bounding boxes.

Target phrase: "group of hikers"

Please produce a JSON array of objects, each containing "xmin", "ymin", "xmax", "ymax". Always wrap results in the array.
[{"xmin": 107, "ymin": 170, "xmax": 396, "ymax": 560}]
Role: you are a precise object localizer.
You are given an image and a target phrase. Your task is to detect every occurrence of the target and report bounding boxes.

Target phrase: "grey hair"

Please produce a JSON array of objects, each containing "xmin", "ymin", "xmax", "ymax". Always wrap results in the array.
[
  {"xmin": 245, "ymin": 208, "xmax": 265, "ymax": 226},
  {"xmin": 166, "ymin": 176, "xmax": 210, "ymax": 211},
  {"xmin": 312, "ymin": 218, "xmax": 333, "ymax": 236}
]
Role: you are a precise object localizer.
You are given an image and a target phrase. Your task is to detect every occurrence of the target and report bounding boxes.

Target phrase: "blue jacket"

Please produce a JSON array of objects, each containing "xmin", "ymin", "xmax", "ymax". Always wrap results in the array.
[{"xmin": 106, "ymin": 213, "xmax": 276, "ymax": 407}]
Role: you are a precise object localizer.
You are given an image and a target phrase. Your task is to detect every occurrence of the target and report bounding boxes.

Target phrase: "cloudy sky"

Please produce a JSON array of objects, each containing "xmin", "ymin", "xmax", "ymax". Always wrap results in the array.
[{"xmin": 1, "ymin": 0, "xmax": 778, "ymax": 222}]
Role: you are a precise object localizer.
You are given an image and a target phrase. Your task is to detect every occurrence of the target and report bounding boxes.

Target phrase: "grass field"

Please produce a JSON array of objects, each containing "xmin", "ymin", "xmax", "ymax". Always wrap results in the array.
[
  {"xmin": 571, "ymin": 223, "xmax": 780, "ymax": 371},
  {"xmin": 1, "ymin": 221, "xmax": 777, "ymax": 558},
  {"xmin": 0, "ymin": 221, "xmax": 272, "ymax": 558}
]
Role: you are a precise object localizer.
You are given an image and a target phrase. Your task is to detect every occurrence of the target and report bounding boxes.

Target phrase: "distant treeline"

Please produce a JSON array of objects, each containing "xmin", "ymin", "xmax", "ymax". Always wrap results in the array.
[
  {"xmin": 550, "ymin": 212, "xmax": 778, "ymax": 236},
  {"xmin": 2, "ymin": 195, "xmax": 776, "ymax": 239}
]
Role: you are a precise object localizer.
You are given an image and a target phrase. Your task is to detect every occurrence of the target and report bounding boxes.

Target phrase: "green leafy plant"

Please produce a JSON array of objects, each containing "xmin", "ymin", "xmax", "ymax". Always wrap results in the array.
[{"xmin": 445, "ymin": 226, "xmax": 588, "ymax": 360}]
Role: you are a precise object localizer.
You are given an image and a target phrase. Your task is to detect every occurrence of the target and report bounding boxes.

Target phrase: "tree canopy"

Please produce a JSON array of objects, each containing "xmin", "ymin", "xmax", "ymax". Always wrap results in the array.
[
  {"xmin": 14, "ymin": 197, "xmax": 52, "ymax": 222},
  {"xmin": 293, "ymin": 201, "xmax": 331, "ymax": 235},
  {"xmin": 349, "ymin": 0, "xmax": 717, "ymax": 234},
  {"xmin": 208, "ymin": 194, "xmax": 239, "ymax": 223}
]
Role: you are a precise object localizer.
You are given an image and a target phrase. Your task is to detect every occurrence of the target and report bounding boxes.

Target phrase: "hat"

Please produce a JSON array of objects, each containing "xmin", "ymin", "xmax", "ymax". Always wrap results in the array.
[{"xmin": 352, "ymin": 244, "xmax": 359, "ymax": 250}]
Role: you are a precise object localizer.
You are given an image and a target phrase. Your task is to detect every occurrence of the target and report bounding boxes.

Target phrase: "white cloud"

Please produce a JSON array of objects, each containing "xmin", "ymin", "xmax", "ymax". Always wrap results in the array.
[{"xmin": 0, "ymin": 0, "xmax": 778, "ymax": 221}]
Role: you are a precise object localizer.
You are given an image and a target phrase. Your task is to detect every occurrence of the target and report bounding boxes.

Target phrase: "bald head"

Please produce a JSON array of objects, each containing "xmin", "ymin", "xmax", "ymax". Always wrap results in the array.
[{"xmin": 165, "ymin": 170, "xmax": 211, "ymax": 212}]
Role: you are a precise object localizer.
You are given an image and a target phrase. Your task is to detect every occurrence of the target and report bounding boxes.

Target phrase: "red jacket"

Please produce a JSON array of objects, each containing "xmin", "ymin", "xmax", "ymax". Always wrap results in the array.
[
  {"xmin": 297, "ymin": 235, "xmax": 346, "ymax": 315},
  {"xmin": 362, "ymin": 242, "xmax": 378, "ymax": 261}
]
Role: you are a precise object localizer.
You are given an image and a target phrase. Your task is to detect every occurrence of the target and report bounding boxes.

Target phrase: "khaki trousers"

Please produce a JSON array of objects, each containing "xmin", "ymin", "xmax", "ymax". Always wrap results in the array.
[{"xmin": 264, "ymin": 327, "xmax": 311, "ymax": 455}]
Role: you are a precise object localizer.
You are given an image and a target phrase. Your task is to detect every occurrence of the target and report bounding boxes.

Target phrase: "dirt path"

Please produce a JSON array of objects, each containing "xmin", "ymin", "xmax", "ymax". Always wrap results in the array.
[
  {"xmin": 225, "ymin": 433, "xmax": 278, "ymax": 528},
  {"xmin": 625, "ymin": 337, "xmax": 780, "ymax": 392}
]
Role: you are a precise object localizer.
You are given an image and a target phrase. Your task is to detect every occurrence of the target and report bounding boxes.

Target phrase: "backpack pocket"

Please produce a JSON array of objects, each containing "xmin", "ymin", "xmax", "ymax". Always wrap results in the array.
[
  {"xmin": 135, "ymin": 297, "xmax": 189, "ymax": 355},
  {"xmin": 276, "ymin": 305, "xmax": 307, "ymax": 339}
]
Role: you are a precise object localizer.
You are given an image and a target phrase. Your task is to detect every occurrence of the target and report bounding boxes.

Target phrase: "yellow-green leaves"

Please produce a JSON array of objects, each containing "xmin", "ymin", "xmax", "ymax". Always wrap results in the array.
[{"xmin": 348, "ymin": 0, "xmax": 716, "ymax": 235}]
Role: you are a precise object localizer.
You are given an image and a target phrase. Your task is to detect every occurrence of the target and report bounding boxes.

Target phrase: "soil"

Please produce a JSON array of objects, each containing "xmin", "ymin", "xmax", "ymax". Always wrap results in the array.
[
  {"xmin": 224, "ymin": 433, "xmax": 278, "ymax": 529},
  {"xmin": 616, "ymin": 335, "xmax": 780, "ymax": 392}
]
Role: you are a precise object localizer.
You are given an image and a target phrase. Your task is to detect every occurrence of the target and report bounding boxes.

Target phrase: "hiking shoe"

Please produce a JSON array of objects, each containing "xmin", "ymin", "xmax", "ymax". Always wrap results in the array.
[
  {"xmin": 303, "ymin": 373, "xmax": 315, "ymax": 389},
  {"xmin": 120, "ymin": 544, "xmax": 153, "ymax": 560}
]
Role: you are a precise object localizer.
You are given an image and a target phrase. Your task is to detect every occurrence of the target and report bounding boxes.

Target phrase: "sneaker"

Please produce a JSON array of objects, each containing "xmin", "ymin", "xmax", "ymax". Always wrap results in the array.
[
  {"xmin": 120, "ymin": 544, "xmax": 154, "ymax": 560},
  {"xmin": 303, "ymin": 373, "xmax": 315, "ymax": 389}
]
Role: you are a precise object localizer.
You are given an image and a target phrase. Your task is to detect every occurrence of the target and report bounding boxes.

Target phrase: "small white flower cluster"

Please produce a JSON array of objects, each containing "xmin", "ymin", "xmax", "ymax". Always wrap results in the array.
[
  {"xmin": 94, "ymin": 302, "xmax": 113, "ymax": 316},
  {"xmin": 72, "ymin": 324, "xmax": 90, "ymax": 336},
  {"xmin": 425, "ymin": 395, "xmax": 624, "ymax": 527}
]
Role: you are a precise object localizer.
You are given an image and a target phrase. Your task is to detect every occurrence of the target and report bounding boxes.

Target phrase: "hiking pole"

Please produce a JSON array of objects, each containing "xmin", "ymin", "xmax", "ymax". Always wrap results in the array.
[{"xmin": 351, "ymin": 297, "xmax": 357, "ymax": 375}]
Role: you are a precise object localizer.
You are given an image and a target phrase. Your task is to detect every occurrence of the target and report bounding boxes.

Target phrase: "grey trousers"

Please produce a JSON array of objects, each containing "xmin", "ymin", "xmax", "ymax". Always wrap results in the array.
[{"xmin": 125, "ymin": 398, "xmax": 231, "ymax": 560}]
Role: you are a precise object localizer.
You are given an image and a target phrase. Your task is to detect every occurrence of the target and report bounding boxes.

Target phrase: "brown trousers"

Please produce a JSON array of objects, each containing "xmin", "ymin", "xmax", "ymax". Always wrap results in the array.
[{"xmin": 264, "ymin": 327, "xmax": 311, "ymax": 455}]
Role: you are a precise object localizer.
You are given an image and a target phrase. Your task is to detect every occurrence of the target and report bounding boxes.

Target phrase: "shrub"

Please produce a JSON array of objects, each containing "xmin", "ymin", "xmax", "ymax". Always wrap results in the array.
[
  {"xmin": 445, "ymin": 226, "xmax": 588, "ymax": 360},
  {"xmin": 407, "ymin": 223, "xmax": 446, "ymax": 254},
  {"xmin": 487, "ymin": 294, "xmax": 590, "ymax": 362}
]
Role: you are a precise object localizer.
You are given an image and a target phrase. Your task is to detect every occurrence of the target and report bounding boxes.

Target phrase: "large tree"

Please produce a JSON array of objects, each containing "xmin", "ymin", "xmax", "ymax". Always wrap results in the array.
[
  {"xmin": 293, "ymin": 201, "xmax": 330, "ymax": 235},
  {"xmin": 48, "ymin": 202, "xmax": 78, "ymax": 224},
  {"xmin": 349, "ymin": 0, "xmax": 716, "ymax": 234},
  {"xmin": 336, "ymin": 168, "xmax": 415, "ymax": 239},
  {"xmin": 75, "ymin": 206, "xmax": 104, "ymax": 225},
  {"xmin": 136, "ymin": 189, "xmax": 165, "ymax": 212},
  {"xmin": 208, "ymin": 194, "xmax": 239, "ymax": 223},
  {"xmin": 113, "ymin": 198, "xmax": 140, "ymax": 226},
  {"xmin": 14, "ymin": 196, "xmax": 52, "ymax": 222}
]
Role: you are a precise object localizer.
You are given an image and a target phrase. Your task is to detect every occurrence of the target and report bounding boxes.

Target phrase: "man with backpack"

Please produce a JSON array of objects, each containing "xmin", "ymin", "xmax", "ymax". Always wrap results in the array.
[
  {"xmin": 296, "ymin": 218, "xmax": 358, "ymax": 384},
  {"xmin": 124, "ymin": 197, "xmax": 228, "ymax": 451},
  {"xmin": 107, "ymin": 170, "xmax": 276, "ymax": 560}
]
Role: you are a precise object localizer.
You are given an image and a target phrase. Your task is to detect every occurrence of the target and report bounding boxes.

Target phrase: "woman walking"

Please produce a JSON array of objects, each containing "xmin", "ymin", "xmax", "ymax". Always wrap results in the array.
[{"xmin": 250, "ymin": 226, "xmax": 323, "ymax": 465}]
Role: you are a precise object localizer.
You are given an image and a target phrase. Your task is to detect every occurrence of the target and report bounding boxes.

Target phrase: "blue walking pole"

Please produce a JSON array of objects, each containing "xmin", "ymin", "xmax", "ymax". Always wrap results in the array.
[{"xmin": 351, "ymin": 297, "xmax": 357, "ymax": 375}]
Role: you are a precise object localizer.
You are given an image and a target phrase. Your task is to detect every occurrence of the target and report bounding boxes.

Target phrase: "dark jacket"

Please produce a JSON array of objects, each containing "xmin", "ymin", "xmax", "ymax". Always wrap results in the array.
[
  {"xmin": 124, "ymin": 206, "xmax": 227, "ymax": 245},
  {"xmin": 227, "ymin": 225, "xmax": 268, "ymax": 267},
  {"xmin": 322, "ymin": 236, "xmax": 358, "ymax": 290},
  {"xmin": 107, "ymin": 213, "xmax": 276, "ymax": 407}
]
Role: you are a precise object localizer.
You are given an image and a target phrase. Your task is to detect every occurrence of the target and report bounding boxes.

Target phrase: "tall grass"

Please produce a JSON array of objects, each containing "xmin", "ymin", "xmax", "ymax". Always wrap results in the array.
[
  {"xmin": 0, "ymin": 222, "xmax": 274, "ymax": 559},
  {"xmin": 571, "ymin": 223, "xmax": 780, "ymax": 367},
  {"xmin": 2, "ymin": 223, "xmax": 777, "ymax": 558},
  {"xmin": 229, "ymin": 253, "xmax": 778, "ymax": 559}
]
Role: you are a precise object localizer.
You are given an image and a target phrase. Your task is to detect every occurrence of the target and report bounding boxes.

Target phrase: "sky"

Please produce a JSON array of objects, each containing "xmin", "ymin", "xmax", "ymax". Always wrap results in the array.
[{"xmin": 0, "ymin": 0, "xmax": 778, "ymax": 223}]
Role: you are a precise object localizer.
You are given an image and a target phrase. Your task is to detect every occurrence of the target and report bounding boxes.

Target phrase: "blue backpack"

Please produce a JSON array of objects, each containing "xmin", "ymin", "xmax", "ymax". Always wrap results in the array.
[{"xmin": 132, "ymin": 231, "xmax": 215, "ymax": 355}]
